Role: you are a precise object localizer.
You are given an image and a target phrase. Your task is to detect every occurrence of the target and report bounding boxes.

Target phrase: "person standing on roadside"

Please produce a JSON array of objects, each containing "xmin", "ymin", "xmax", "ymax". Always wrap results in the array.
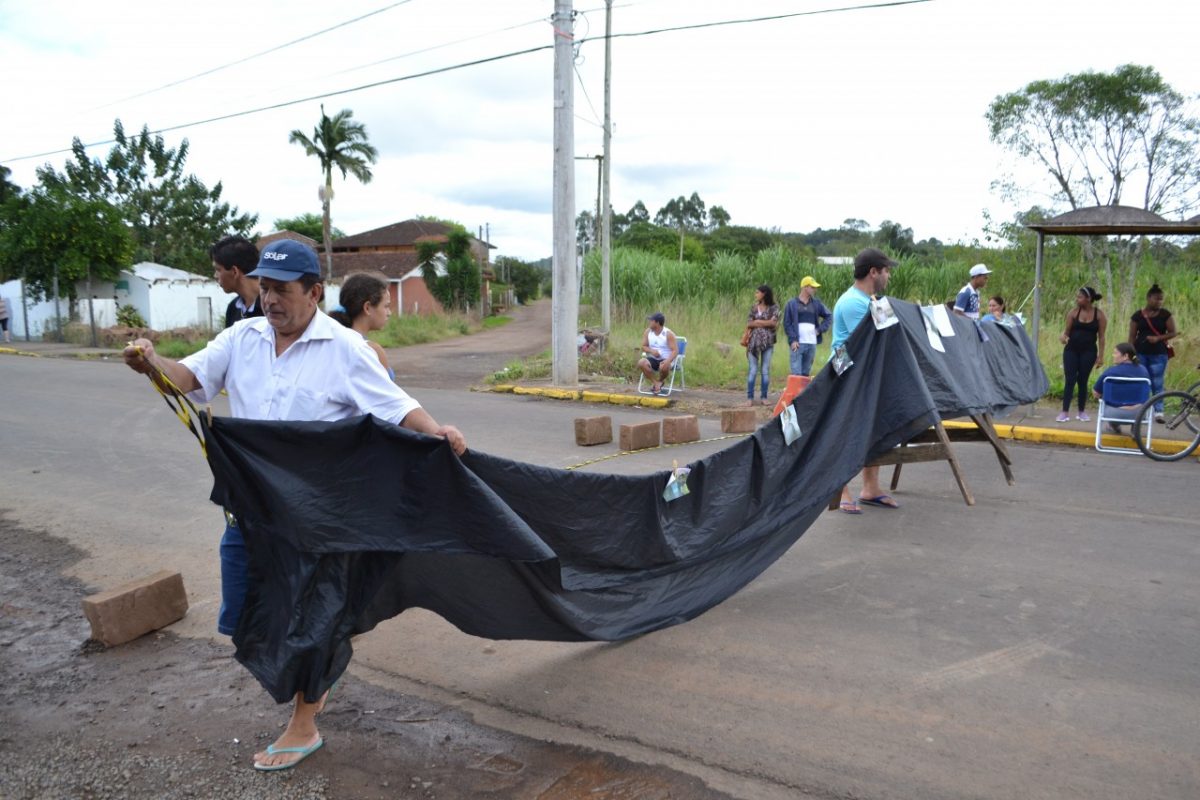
[
  {"xmin": 744, "ymin": 285, "xmax": 780, "ymax": 406},
  {"xmin": 1056, "ymin": 286, "xmax": 1106, "ymax": 423},
  {"xmin": 1129, "ymin": 283, "xmax": 1178, "ymax": 423},
  {"xmin": 0, "ymin": 295, "xmax": 11, "ymax": 343},
  {"xmin": 953, "ymin": 264, "xmax": 991, "ymax": 319},
  {"xmin": 211, "ymin": 235, "xmax": 263, "ymax": 328},
  {"xmin": 124, "ymin": 240, "xmax": 467, "ymax": 773},
  {"xmin": 782, "ymin": 276, "xmax": 832, "ymax": 377},
  {"xmin": 329, "ymin": 272, "xmax": 395, "ymax": 380},
  {"xmin": 831, "ymin": 248, "xmax": 899, "ymax": 514}
]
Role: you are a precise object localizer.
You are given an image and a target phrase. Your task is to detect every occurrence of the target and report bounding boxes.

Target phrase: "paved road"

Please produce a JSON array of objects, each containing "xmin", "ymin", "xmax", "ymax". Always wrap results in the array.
[{"xmin": 2, "ymin": 355, "xmax": 1199, "ymax": 799}]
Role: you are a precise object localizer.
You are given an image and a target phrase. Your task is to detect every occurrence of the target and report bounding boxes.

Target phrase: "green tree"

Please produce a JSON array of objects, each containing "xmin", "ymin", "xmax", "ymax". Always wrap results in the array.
[
  {"xmin": 495, "ymin": 256, "xmax": 541, "ymax": 304},
  {"xmin": 654, "ymin": 193, "xmax": 707, "ymax": 261},
  {"xmin": 0, "ymin": 165, "xmax": 21, "ymax": 205},
  {"xmin": 0, "ymin": 187, "xmax": 133, "ymax": 303},
  {"xmin": 418, "ymin": 228, "xmax": 480, "ymax": 312},
  {"xmin": 705, "ymin": 224, "xmax": 773, "ymax": 260},
  {"xmin": 272, "ymin": 212, "xmax": 344, "ymax": 245},
  {"xmin": 36, "ymin": 120, "xmax": 256, "ymax": 272},
  {"xmin": 875, "ymin": 220, "xmax": 915, "ymax": 256},
  {"xmin": 708, "ymin": 204, "xmax": 731, "ymax": 229},
  {"xmin": 626, "ymin": 200, "xmax": 650, "ymax": 224},
  {"xmin": 289, "ymin": 106, "xmax": 379, "ymax": 281},
  {"xmin": 987, "ymin": 64, "xmax": 1200, "ymax": 310}
]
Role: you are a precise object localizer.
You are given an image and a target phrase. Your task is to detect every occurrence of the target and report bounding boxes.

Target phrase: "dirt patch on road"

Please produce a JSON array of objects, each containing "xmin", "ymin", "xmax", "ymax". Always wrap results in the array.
[{"xmin": 0, "ymin": 512, "xmax": 733, "ymax": 800}]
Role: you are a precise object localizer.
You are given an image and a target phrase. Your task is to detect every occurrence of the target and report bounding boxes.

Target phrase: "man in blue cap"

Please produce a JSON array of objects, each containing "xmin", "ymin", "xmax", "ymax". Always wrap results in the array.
[{"xmin": 123, "ymin": 239, "xmax": 466, "ymax": 772}]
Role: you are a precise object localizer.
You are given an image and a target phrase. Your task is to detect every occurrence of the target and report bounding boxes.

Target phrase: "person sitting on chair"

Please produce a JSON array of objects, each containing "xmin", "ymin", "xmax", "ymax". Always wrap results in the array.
[
  {"xmin": 1093, "ymin": 342, "xmax": 1151, "ymax": 434},
  {"xmin": 637, "ymin": 312, "xmax": 678, "ymax": 395}
]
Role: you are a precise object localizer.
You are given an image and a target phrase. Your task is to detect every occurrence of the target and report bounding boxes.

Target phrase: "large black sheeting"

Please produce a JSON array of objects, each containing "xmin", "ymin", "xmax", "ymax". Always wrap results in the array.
[{"xmin": 203, "ymin": 299, "xmax": 1046, "ymax": 703}]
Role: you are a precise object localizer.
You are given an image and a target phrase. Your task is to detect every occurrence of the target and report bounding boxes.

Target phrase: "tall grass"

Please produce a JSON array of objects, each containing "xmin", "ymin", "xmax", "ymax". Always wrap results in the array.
[{"xmin": 582, "ymin": 247, "xmax": 1199, "ymax": 395}]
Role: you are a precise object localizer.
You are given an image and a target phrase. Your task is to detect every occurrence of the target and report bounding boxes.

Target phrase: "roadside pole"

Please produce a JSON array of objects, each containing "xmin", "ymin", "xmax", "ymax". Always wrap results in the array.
[
  {"xmin": 601, "ymin": 0, "xmax": 613, "ymax": 334},
  {"xmin": 552, "ymin": 0, "xmax": 578, "ymax": 385}
]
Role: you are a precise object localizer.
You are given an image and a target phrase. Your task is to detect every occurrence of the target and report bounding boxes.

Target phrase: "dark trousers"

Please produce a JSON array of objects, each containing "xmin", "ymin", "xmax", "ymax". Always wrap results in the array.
[{"xmin": 1062, "ymin": 347, "xmax": 1097, "ymax": 412}]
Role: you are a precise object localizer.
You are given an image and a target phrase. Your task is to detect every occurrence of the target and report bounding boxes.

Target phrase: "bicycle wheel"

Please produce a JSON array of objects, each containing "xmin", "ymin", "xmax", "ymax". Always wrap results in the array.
[{"xmin": 1134, "ymin": 390, "xmax": 1200, "ymax": 461}]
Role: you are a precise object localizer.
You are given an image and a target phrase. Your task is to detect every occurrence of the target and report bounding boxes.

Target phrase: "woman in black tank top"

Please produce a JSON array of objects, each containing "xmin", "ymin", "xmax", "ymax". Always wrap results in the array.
[{"xmin": 1057, "ymin": 286, "xmax": 1107, "ymax": 422}]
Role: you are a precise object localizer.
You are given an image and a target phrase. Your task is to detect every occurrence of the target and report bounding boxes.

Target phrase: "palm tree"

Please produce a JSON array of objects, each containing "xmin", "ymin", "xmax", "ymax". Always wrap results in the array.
[{"xmin": 288, "ymin": 106, "xmax": 379, "ymax": 280}]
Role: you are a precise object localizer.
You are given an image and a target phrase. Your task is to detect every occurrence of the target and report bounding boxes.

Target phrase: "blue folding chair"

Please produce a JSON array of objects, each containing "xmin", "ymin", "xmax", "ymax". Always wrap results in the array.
[
  {"xmin": 637, "ymin": 337, "xmax": 686, "ymax": 396},
  {"xmin": 1095, "ymin": 376, "xmax": 1152, "ymax": 454}
]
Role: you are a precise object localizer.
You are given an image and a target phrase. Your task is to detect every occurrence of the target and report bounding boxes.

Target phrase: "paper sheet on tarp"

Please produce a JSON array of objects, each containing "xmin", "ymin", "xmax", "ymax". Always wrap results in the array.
[{"xmin": 201, "ymin": 298, "xmax": 1047, "ymax": 703}]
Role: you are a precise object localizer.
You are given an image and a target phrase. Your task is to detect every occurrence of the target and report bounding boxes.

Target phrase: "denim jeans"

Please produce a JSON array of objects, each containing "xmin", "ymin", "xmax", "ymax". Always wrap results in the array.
[
  {"xmin": 1140, "ymin": 353, "xmax": 1169, "ymax": 412},
  {"xmin": 747, "ymin": 347, "xmax": 773, "ymax": 399},
  {"xmin": 218, "ymin": 521, "xmax": 248, "ymax": 636},
  {"xmin": 789, "ymin": 343, "xmax": 816, "ymax": 377}
]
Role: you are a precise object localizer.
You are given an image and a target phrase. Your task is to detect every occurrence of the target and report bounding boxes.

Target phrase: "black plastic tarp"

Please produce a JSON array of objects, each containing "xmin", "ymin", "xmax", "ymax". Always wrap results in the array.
[{"xmin": 203, "ymin": 299, "xmax": 1047, "ymax": 703}]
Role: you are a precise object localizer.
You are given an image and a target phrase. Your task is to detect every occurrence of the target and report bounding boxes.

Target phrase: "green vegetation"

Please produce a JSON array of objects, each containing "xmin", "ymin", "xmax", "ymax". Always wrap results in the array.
[
  {"xmin": 567, "ymin": 242, "xmax": 1198, "ymax": 395},
  {"xmin": 289, "ymin": 106, "xmax": 378, "ymax": 281},
  {"xmin": 370, "ymin": 312, "xmax": 471, "ymax": 348},
  {"xmin": 34, "ymin": 120, "xmax": 256, "ymax": 273},
  {"xmin": 481, "ymin": 315, "xmax": 512, "ymax": 330}
]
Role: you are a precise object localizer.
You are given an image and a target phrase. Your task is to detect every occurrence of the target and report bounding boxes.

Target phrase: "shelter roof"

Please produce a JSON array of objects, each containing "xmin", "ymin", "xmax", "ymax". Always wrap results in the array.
[{"xmin": 1026, "ymin": 205, "xmax": 1200, "ymax": 235}]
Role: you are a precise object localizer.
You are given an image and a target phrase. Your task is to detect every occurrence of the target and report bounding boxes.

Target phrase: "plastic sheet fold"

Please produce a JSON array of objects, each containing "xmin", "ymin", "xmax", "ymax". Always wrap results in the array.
[{"xmin": 203, "ymin": 299, "xmax": 1047, "ymax": 703}]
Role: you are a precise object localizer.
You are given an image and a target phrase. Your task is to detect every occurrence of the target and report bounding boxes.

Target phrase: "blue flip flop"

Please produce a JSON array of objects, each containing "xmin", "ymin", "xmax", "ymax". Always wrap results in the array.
[
  {"xmin": 254, "ymin": 737, "xmax": 324, "ymax": 772},
  {"xmin": 859, "ymin": 494, "xmax": 900, "ymax": 509}
]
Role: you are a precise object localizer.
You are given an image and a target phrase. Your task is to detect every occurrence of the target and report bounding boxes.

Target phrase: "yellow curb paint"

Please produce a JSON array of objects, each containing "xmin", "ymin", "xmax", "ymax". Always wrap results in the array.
[
  {"xmin": 606, "ymin": 394, "xmax": 642, "ymax": 406},
  {"xmin": 638, "ymin": 397, "xmax": 670, "ymax": 409},
  {"xmin": 581, "ymin": 391, "xmax": 612, "ymax": 403},
  {"xmin": 511, "ymin": 386, "xmax": 541, "ymax": 396},
  {"xmin": 541, "ymin": 388, "xmax": 582, "ymax": 401},
  {"xmin": 943, "ymin": 419, "xmax": 1197, "ymax": 456},
  {"xmin": 491, "ymin": 384, "xmax": 517, "ymax": 393},
  {"xmin": 0, "ymin": 348, "xmax": 41, "ymax": 357}
]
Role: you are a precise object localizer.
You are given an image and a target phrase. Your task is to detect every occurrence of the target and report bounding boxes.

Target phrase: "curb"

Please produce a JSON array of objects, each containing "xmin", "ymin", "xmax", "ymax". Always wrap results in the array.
[
  {"xmin": 491, "ymin": 384, "xmax": 671, "ymax": 409},
  {"xmin": 0, "ymin": 347, "xmax": 42, "ymax": 357},
  {"xmin": 944, "ymin": 419, "xmax": 1197, "ymax": 458}
]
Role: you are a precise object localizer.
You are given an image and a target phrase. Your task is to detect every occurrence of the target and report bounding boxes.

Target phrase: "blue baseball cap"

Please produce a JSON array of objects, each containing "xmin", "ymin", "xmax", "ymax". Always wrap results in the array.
[{"xmin": 247, "ymin": 240, "xmax": 321, "ymax": 281}]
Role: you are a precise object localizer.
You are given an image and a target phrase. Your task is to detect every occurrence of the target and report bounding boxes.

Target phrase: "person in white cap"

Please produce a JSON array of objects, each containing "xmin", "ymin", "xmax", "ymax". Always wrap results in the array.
[{"xmin": 953, "ymin": 264, "xmax": 992, "ymax": 319}]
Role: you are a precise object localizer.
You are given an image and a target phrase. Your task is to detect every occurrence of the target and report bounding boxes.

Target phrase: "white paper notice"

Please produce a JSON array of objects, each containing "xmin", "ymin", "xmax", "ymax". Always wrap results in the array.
[{"xmin": 931, "ymin": 303, "xmax": 956, "ymax": 337}]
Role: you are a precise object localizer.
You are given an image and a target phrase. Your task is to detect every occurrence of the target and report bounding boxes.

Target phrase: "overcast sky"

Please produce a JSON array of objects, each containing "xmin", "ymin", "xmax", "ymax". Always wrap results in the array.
[{"xmin": 2, "ymin": 0, "xmax": 1198, "ymax": 261}]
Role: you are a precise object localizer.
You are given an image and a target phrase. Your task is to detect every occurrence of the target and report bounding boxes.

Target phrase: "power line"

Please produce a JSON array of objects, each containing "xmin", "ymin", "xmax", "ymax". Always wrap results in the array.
[
  {"xmin": 94, "ymin": 1, "xmax": 419, "ymax": 109},
  {"xmin": 5, "ymin": 0, "xmax": 931, "ymax": 164}
]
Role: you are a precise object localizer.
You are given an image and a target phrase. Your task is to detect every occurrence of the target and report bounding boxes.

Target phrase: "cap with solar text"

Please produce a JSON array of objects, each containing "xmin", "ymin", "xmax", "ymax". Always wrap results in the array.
[{"xmin": 247, "ymin": 240, "xmax": 321, "ymax": 281}]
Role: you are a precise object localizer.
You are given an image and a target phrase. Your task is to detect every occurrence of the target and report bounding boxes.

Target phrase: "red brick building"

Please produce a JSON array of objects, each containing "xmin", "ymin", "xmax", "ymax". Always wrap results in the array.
[{"xmin": 330, "ymin": 220, "xmax": 494, "ymax": 316}]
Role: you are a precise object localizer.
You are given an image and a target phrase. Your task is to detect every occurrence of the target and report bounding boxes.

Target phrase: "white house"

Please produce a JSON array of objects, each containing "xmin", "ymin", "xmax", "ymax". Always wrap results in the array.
[
  {"xmin": 101, "ymin": 263, "xmax": 235, "ymax": 331},
  {"xmin": 1, "ymin": 263, "xmax": 234, "ymax": 340}
]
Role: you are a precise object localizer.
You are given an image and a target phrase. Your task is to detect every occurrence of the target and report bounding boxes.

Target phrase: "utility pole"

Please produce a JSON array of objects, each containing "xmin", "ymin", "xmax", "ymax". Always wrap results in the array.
[
  {"xmin": 600, "ymin": 0, "xmax": 613, "ymax": 333},
  {"xmin": 552, "ymin": 0, "xmax": 578, "ymax": 386}
]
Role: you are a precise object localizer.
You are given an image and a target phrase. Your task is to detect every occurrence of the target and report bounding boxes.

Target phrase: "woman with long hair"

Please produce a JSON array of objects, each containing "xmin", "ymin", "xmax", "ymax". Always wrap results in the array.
[
  {"xmin": 1128, "ymin": 283, "xmax": 1178, "ymax": 422},
  {"xmin": 1057, "ymin": 286, "xmax": 1106, "ymax": 423},
  {"xmin": 743, "ymin": 284, "xmax": 780, "ymax": 406},
  {"xmin": 329, "ymin": 273, "xmax": 395, "ymax": 380}
]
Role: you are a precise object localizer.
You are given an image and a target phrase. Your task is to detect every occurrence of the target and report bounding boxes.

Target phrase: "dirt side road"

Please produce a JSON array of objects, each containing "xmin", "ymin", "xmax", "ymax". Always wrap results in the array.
[
  {"xmin": 390, "ymin": 300, "xmax": 551, "ymax": 390},
  {"xmin": 0, "ymin": 513, "xmax": 734, "ymax": 800}
]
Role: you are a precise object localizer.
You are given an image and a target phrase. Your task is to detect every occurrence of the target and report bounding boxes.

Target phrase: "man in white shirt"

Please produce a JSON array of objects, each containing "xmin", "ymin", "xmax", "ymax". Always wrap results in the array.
[
  {"xmin": 953, "ymin": 264, "xmax": 992, "ymax": 319},
  {"xmin": 637, "ymin": 311, "xmax": 678, "ymax": 395},
  {"xmin": 124, "ymin": 239, "xmax": 465, "ymax": 772}
]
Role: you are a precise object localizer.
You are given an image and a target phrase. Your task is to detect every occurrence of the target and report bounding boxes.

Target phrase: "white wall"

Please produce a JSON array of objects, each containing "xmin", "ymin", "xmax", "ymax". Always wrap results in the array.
[
  {"xmin": 145, "ymin": 281, "xmax": 233, "ymax": 331},
  {"xmin": 0, "ymin": 278, "xmax": 64, "ymax": 340}
]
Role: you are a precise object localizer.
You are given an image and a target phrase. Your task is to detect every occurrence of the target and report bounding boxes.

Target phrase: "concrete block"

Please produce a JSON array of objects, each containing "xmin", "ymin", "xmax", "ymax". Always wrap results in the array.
[
  {"xmin": 619, "ymin": 420, "xmax": 661, "ymax": 451},
  {"xmin": 81, "ymin": 570, "xmax": 188, "ymax": 647},
  {"xmin": 721, "ymin": 408, "xmax": 758, "ymax": 434},
  {"xmin": 662, "ymin": 415, "xmax": 701, "ymax": 444},
  {"xmin": 574, "ymin": 416, "xmax": 613, "ymax": 446}
]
